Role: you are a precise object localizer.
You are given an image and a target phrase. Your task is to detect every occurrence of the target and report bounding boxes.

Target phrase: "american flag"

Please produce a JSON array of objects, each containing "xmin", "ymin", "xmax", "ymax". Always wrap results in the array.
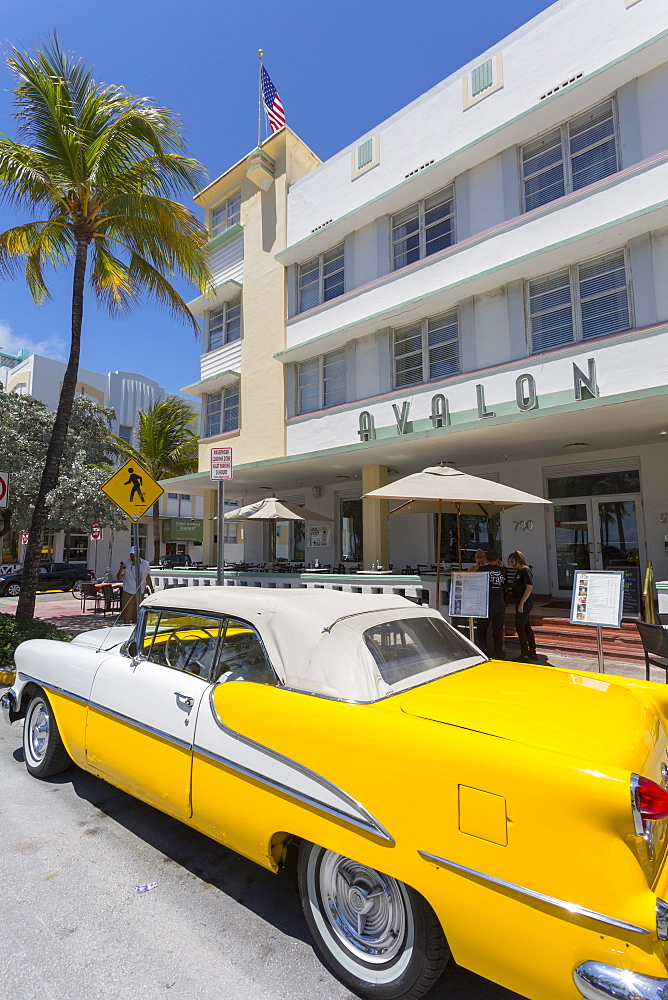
[{"xmin": 261, "ymin": 66, "xmax": 286, "ymax": 133}]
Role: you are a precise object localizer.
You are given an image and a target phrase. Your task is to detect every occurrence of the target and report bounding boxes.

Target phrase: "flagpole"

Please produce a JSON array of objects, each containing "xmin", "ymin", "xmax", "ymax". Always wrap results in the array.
[{"xmin": 257, "ymin": 49, "xmax": 263, "ymax": 147}]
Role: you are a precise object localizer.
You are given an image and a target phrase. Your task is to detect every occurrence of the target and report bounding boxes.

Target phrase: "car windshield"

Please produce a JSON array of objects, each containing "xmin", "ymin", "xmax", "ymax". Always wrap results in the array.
[{"xmin": 363, "ymin": 617, "xmax": 476, "ymax": 686}]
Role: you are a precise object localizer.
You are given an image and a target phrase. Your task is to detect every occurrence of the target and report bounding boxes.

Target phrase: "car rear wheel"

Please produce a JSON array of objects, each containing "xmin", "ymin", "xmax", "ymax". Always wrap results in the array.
[
  {"xmin": 6, "ymin": 582, "xmax": 20, "ymax": 597},
  {"xmin": 23, "ymin": 691, "xmax": 71, "ymax": 778},
  {"xmin": 298, "ymin": 841, "xmax": 450, "ymax": 1000}
]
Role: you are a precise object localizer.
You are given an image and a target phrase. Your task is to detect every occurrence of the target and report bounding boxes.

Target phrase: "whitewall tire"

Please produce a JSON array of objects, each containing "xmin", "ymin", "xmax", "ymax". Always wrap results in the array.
[
  {"xmin": 23, "ymin": 691, "xmax": 71, "ymax": 778},
  {"xmin": 298, "ymin": 841, "xmax": 449, "ymax": 999}
]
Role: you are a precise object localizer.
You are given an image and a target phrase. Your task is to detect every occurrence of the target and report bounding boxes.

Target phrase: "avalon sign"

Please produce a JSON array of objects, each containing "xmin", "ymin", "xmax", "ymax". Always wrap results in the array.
[{"xmin": 358, "ymin": 359, "xmax": 598, "ymax": 441}]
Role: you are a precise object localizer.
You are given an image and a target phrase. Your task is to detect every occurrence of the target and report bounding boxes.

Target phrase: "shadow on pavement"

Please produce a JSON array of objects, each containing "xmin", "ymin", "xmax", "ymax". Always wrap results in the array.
[{"xmin": 50, "ymin": 763, "xmax": 525, "ymax": 1000}]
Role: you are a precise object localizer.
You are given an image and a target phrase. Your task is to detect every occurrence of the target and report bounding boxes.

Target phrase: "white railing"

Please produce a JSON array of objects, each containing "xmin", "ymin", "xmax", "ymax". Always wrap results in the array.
[{"xmin": 151, "ymin": 568, "xmax": 449, "ymax": 612}]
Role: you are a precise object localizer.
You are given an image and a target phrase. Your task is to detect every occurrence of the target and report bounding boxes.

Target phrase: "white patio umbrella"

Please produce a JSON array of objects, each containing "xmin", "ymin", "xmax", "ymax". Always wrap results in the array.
[
  {"xmin": 224, "ymin": 496, "xmax": 332, "ymax": 571},
  {"xmin": 364, "ymin": 465, "xmax": 551, "ymax": 603}
]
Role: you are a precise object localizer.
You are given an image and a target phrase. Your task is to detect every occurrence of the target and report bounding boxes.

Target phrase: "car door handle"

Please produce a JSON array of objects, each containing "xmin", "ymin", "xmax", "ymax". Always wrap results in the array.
[{"xmin": 174, "ymin": 692, "xmax": 194, "ymax": 708}]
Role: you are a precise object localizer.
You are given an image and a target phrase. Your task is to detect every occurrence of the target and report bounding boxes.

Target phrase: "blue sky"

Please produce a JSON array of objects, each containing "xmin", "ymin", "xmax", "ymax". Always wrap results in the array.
[{"xmin": 0, "ymin": 0, "xmax": 551, "ymax": 395}]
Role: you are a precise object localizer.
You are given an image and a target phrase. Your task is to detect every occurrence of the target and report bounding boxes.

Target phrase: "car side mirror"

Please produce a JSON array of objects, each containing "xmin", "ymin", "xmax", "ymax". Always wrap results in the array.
[{"xmin": 128, "ymin": 640, "xmax": 138, "ymax": 658}]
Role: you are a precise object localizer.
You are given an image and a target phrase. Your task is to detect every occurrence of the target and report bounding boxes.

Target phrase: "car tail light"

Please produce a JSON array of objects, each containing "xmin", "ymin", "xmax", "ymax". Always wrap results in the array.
[{"xmin": 633, "ymin": 775, "xmax": 668, "ymax": 822}]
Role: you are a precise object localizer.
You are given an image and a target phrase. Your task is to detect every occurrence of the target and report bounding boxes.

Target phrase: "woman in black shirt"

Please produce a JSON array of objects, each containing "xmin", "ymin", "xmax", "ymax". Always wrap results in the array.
[{"xmin": 508, "ymin": 550, "xmax": 537, "ymax": 661}]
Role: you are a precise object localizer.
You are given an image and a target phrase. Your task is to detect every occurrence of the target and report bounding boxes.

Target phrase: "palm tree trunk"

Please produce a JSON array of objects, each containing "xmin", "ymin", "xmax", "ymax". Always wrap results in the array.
[
  {"xmin": 16, "ymin": 238, "xmax": 88, "ymax": 622},
  {"xmin": 152, "ymin": 501, "xmax": 161, "ymax": 565}
]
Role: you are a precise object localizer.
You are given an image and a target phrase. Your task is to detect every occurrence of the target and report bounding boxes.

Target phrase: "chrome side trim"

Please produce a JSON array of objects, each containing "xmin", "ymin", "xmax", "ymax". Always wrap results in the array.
[
  {"xmin": 17, "ymin": 673, "xmax": 88, "ymax": 707},
  {"xmin": 574, "ymin": 961, "xmax": 668, "ymax": 999},
  {"xmin": 87, "ymin": 700, "xmax": 193, "ymax": 752},
  {"xmin": 193, "ymin": 742, "xmax": 393, "ymax": 842},
  {"xmin": 418, "ymin": 852, "xmax": 649, "ymax": 936},
  {"xmin": 208, "ymin": 689, "xmax": 394, "ymax": 844}
]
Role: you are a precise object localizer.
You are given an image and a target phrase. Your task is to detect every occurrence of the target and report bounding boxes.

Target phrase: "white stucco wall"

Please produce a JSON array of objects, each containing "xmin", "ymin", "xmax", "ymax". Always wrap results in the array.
[{"xmin": 285, "ymin": 0, "xmax": 667, "ymax": 255}]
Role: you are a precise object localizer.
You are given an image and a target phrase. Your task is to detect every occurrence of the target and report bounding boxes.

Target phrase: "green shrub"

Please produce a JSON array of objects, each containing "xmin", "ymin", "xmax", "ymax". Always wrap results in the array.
[{"xmin": 0, "ymin": 613, "xmax": 70, "ymax": 667}]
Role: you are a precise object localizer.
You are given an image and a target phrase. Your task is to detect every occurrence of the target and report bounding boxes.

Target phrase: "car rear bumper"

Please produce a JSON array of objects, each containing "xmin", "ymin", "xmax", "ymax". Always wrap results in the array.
[{"xmin": 574, "ymin": 961, "xmax": 668, "ymax": 999}]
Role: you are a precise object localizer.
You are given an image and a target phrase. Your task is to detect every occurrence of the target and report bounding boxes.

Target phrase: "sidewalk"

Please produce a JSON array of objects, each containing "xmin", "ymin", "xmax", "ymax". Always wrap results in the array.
[{"xmin": 0, "ymin": 593, "xmax": 120, "ymax": 638}]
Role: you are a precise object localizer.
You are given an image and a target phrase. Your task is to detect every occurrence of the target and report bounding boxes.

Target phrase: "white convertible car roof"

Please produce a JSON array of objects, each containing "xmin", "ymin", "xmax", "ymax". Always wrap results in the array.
[{"xmin": 143, "ymin": 588, "xmax": 480, "ymax": 701}]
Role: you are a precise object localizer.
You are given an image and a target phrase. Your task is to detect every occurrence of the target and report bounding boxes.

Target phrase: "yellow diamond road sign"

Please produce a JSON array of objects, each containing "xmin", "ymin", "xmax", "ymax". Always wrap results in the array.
[{"xmin": 101, "ymin": 460, "xmax": 164, "ymax": 522}]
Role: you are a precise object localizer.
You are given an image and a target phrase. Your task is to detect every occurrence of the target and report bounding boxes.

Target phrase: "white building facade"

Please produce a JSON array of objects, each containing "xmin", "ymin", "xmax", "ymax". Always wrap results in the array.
[{"xmin": 252, "ymin": 0, "xmax": 668, "ymax": 598}]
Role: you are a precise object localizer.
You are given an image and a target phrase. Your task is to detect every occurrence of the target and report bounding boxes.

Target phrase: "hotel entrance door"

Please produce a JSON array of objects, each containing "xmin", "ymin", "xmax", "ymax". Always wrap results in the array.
[{"xmin": 550, "ymin": 494, "xmax": 644, "ymax": 598}]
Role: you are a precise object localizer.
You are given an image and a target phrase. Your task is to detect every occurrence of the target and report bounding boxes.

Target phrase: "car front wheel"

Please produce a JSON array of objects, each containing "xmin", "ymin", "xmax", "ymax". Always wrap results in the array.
[
  {"xmin": 23, "ymin": 691, "xmax": 71, "ymax": 778},
  {"xmin": 298, "ymin": 841, "xmax": 450, "ymax": 1000},
  {"xmin": 6, "ymin": 582, "xmax": 20, "ymax": 597}
]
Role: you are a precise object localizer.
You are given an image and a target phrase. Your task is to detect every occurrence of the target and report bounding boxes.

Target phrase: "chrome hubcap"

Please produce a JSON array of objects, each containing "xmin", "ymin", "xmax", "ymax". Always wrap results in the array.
[
  {"xmin": 320, "ymin": 854, "xmax": 406, "ymax": 962},
  {"xmin": 29, "ymin": 704, "xmax": 49, "ymax": 761}
]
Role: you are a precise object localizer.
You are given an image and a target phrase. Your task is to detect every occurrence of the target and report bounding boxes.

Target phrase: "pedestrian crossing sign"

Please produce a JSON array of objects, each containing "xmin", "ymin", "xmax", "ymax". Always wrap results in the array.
[{"xmin": 101, "ymin": 459, "xmax": 164, "ymax": 521}]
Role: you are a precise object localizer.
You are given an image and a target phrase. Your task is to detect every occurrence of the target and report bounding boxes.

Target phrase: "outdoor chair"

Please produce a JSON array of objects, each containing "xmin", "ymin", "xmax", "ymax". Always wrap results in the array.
[
  {"xmin": 80, "ymin": 582, "xmax": 103, "ymax": 613},
  {"xmin": 100, "ymin": 583, "xmax": 121, "ymax": 617},
  {"xmin": 635, "ymin": 620, "xmax": 668, "ymax": 682}
]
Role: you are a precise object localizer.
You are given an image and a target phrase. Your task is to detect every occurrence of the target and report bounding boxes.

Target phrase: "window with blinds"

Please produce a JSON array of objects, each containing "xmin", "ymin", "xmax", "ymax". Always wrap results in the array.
[
  {"xmin": 297, "ymin": 348, "xmax": 346, "ymax": 413},
  {"xmin": 207, "ymin": 295, "xmax": 242, "ymax": 351},
  {"xmin": 393, "ymin": 310, "xmax": 460, "ymax": 388},
  {"xmin": 205, "ymin": 383, "xmax": 239, "ymax": 436},
  {"xmin": 297, "ymin": 244, "xmax": 345, "ymax": 313},
  {"xmin": 211, "ymin": 191, "xmax": 241, "ymax": 237},
  {"xmin": 529, "ymin": 249, "xmax": 630, "ymax": 352},
  {"xmin": 521, "ymin": 100, "xmax": 618, "ymax": 212},
  {"xmin": 391, "ymin": 187, "xmax": 455, "ymax": 271}
]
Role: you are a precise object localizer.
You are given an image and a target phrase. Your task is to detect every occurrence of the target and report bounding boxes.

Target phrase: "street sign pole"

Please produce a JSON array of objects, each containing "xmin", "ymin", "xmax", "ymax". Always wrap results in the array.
[
  {"xmin": 210, "ymin": 447, "xmax": 233, "ymax": 588},
  {"xmin": 217, "ymin": 479, "xmax": 225, "ymax": 586},
  {"xmin": 133, "ymin": 519, "xmax": 141, "ymax": 617}
]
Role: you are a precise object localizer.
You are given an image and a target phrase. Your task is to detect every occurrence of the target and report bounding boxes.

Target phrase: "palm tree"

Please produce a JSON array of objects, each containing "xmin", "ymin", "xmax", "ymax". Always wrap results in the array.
[
  {"xmin": 110, "ymin": 396, "xmax": 199, "ymax": 564},
  {"xmin": 0, "ymin": 36, "xmax": 211, "ymax": 621}
]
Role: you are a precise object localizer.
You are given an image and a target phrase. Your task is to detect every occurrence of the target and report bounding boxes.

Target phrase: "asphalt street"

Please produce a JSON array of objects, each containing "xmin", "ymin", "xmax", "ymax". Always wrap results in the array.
[{"xmin": 0, "ymin": 704, "xmax": 525, "ymax": 1000}]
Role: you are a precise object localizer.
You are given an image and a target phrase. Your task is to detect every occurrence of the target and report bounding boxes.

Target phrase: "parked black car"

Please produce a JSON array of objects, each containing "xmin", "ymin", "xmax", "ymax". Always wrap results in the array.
[
  {"xmin": 158, "ymin": 553, "xmax": 193, "ymax": 569},
  {"xmin": 0, "ymin": 563, "xmax": 94, "ymax": 598}
]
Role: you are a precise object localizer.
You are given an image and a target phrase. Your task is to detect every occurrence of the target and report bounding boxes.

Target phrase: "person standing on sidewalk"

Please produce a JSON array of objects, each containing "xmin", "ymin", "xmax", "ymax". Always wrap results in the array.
[
  {"xmin": 118, "ymin": 548, "xmax": 153, "ymax": 624},
  {"xmin": 508, "ymin": 550, "xmax": 537, "ymax": 662},
  {"xmin": 475, "ymin": 547, "xmax": 507, "ymax": 659}
]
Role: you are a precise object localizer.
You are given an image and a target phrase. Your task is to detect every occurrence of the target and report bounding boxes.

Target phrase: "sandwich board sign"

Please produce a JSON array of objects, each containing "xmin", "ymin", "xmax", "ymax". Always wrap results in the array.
[{"xmin": 101, "ymin": 459, "xmax": 164, "ymax": 522}]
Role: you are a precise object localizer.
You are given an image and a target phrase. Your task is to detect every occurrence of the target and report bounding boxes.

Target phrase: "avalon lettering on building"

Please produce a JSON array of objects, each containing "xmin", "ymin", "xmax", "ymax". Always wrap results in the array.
[{"xmin": 358, "ymin": 360, "xmax": 598, "ymax": 441}]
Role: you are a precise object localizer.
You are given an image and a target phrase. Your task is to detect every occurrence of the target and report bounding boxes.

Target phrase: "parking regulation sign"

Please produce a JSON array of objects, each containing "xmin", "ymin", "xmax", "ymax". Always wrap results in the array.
[
  {"xmin": 0, "ymin": 472, "xmax": 8, "ymax": 509},
  {"xmin": 210, "ymin": 447, "xmax": 233, "ymax": 481}
]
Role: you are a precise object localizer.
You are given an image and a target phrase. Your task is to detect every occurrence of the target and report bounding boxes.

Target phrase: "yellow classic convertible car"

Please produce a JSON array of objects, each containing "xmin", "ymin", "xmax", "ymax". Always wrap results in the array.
[{"xmin": 4, "ymin": 587, "xmax": 668, "ymax": 1000}]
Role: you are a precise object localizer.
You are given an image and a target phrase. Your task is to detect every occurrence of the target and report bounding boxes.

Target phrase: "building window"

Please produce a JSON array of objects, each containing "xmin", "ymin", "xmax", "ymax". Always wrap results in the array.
[
  {"xmin": 521, "ymin": 100, "xmax": 618, "ymax": 212},
  {"xmin": 205, "ymin": 383, "xmax": 240, "ymax": 437},
  {"xmin": 391, "ymin": 187, "xmax": 455, "ymax": 271},
  {"xmin": 211, "ymin": 192, "xmax": 241, "ymax": 238},
  {"xmin": 168, "ymin": 492, "xmax": 178, "ymax": 500},
  {"xmin": 528, "ymin": 249, "xmax": 630, "ymax": 352},
  {"xmin": 179, "ymin": 494, "xmax": 191, "ymax": 501},
  {"xmin": 207, "ymin": 296, "xmax": 241, "ymax": 352},
  {"xmin": 393, "ymin": 310, "xmax": 459, "ymax": 388},
  {"xmin": 297, "ymin": 244, "xmax": 345, "ymax": 313},
  {"xmin": 297, "ymin": 348, "xmax": 346, "ymax": 413},
  {"xmin": 67, "ymin": 532, "xmax": 89, "ymax": 563},
  {"xmin": 118, "ymin": 424, "xmax": 133, "ymax": 445}
]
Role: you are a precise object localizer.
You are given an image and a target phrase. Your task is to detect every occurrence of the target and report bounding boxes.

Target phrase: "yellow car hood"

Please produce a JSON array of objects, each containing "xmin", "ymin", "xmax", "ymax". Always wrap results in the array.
[{"xmin": 400, "ymin": 660, "xmax": 664, "ymax": 771}]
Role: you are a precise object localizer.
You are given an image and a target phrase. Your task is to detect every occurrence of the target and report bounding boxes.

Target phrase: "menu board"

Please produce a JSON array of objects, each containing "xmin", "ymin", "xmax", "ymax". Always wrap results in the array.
[
  {"xmin": 449, "ymin": 571, "xmax": 489, "ymax": 619},
  {"xmin": 570, "ymin": 570, "xmax": 624, "ymax": 628},
  {"xmin": 622, "ymin": 566, "xmax": 641, "ymax": 618}
]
